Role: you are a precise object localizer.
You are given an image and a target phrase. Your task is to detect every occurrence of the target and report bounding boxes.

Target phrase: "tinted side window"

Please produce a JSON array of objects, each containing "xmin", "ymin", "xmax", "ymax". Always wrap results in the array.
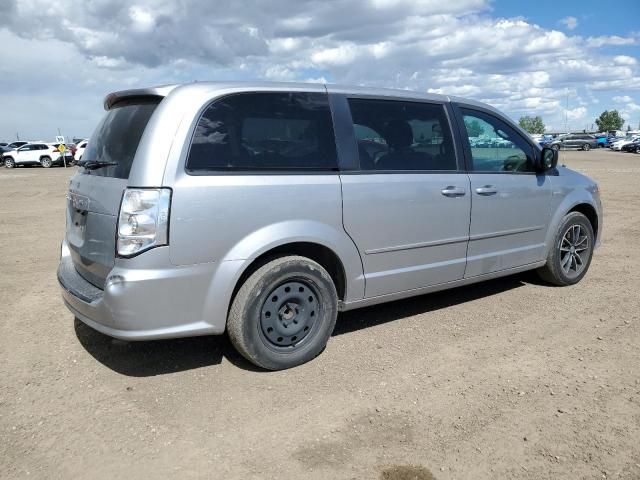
[
  {"xmin": 348, "ymin": 98, "xmax": 457, "ymax": 171},
  {"xmin": 187, "ymin": 92, "xmax": 337, "ymax": 172},
  {"xmin": 461, "ymin": 109, "xmax": 535, "ymax": 173}
]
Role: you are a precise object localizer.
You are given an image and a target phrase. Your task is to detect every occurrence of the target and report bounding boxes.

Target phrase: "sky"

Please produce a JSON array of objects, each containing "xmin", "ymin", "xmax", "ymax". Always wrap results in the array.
[{"xmin": 0, "ymin": 0, "xmax": 638, "ymax": 141}]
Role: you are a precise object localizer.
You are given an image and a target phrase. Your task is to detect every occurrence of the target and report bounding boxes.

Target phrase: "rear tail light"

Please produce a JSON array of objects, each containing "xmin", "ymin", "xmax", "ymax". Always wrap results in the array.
[{"xmin": 117, "ymin": 188, "xmax": 171, "ymax": 257}]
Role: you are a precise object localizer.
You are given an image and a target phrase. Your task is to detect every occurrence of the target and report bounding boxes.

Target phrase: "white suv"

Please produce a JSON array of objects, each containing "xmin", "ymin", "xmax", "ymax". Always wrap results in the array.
[
  {"xmin": 2, "ymin": 143, "xmax": 73, "ymax": 168},
  {"xmin": 74, "ymin": 140, "xmax": 88, "ymax": 161}
]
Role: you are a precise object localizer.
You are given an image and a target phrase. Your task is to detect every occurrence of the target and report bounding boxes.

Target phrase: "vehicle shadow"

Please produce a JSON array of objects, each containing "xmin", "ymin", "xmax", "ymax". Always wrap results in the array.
[
  {"xmin": 74, "ymin": 319, "xmax": 260, "ymax": 376},
  {"xmin": 75, "ymin": 271, "xmax": 538, "ymax": 376},
  {"xmin": 333, "ymin": 272, "xmax": 535, "ymax": 336}
]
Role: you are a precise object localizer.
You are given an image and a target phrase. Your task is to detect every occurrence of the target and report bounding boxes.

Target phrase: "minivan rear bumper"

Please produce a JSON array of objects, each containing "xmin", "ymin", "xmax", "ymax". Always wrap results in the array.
[{"xmin": 58, "ymin": 240, "xmax": 223, "ymax": 340}]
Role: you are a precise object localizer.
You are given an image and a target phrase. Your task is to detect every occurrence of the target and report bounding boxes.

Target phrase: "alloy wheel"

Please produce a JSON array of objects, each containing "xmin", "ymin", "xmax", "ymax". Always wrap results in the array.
[{"xmin": 559, "ymin": 224, "xmax": 590, "ymax": 278}]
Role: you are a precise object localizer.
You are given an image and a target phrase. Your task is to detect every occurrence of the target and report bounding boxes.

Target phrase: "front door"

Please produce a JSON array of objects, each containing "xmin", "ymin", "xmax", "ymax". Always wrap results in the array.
[
  {"xmin": 16, "ymin": 145, "xmax": 36, "ymax": 164},
  {"xmin": 456, "ymin": 107, "xmax": 552, "ymax": 277},
  {"xmin": 339, "ymin": 97, "xmax": 471, "ymax": 298}
]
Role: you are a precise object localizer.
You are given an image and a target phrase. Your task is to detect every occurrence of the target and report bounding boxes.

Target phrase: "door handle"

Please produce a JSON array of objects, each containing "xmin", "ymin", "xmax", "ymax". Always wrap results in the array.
[
  {"xmin": 441, "ymin": 186, "xmax": 466, "ymax": 197},
  {"xmin": 475, "ymin": 185, "xmax": 498, "ymax": 195}
]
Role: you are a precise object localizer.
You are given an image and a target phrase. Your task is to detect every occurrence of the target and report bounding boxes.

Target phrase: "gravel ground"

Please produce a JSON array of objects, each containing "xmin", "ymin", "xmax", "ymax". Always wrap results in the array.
[{"xmin": 1, "ymin": 149, "xmax": 639, "ymax": 480}]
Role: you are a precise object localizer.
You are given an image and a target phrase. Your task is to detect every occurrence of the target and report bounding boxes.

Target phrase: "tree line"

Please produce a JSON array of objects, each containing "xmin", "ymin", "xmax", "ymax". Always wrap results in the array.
[{"xmin": 517, "ymin": 110, "xmax": 626, "ymax": 135}]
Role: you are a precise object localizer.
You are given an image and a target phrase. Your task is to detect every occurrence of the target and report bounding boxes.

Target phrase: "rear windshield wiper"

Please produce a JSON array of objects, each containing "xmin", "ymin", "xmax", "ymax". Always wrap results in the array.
[{"xmin": 77, "ymin": 160, "xmax": 118, "ymax": 170}]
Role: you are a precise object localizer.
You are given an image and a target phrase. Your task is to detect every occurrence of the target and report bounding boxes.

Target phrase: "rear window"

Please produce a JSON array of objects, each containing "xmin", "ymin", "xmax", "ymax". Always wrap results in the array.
[
  {"xmin": 186, "ymin": 92, "xmax": 338, "ymax": 172},
  {"xmin": 81, "ymin": 98, "xmax": 160, "ymax": 178}
]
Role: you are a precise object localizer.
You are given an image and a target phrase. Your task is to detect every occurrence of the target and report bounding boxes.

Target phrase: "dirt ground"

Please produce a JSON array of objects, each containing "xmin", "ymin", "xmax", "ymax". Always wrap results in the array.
[{"xmin": 1, "ymin": 149, "xmax": 639, "ymax": 480}]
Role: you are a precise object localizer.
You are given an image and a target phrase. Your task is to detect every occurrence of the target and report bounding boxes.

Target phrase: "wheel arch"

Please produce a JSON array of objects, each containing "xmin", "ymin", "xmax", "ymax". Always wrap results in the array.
[
  {"xmin": 230, "ymin": 242, "xmax": 348, "ymax": 307},
  {"xmin": 198, "ymin": 221, "xmax": 365, "ymax": 334},
  {"xmin": 544, "ymin": 193, "xmax": 601, "ymax": 259},
  {"xmin": 569, "ymin": 203, "xmax": 599, "ymax": 242}
]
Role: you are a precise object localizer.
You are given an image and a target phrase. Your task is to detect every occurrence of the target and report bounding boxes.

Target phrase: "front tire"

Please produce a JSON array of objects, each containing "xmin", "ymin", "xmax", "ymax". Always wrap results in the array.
[
  {"xmin": 537, "ymin": 212, "xmax": 594, "ymax": 286},
  {"xmin": 227, "ymin": 255, "xmax": 338, "ymax": 370},
  {"xmin": 4, "ymin": 157, "xmax": 15, "ymax": 168},
  {"xmin": 582, "ymin": 143, "xmax": 591, "ymax": 151},
  {"xmin": 40, "ymin": 156, "xmax": 52, "ymax": 168}
]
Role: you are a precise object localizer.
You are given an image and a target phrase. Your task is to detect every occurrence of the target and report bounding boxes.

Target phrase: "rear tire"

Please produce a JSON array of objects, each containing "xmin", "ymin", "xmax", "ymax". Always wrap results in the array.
[
  {"xmin": 40, "ymin": 156, "xmax": 52, "ymax": 168},
  {"xmin": 4, "ymin": 157, "xmax": 15, "ymax": 168},
  {"xmin": 227, "ymin": 255, "xmax": 338, "ymax": 370},
  {"xmin": 582, "ymin": 143, "xmax": 590, "ymax": 151},
  {"xmin": 551, "ymin": 144, "xmax": 560, "ymax": 151},
  {"xmin": 537, "ymin": 212, "xmax": 594, "ymax": 286}
]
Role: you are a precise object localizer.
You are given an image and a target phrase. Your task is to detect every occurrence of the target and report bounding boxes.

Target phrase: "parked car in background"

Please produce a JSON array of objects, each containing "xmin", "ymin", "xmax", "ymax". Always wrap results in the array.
[
  {"xmin": 547, "ymin": 134, "xmax": 598, "ymax": 151},
  {"xmin": 621, "ymin": 138, "xmax": 640, "ymax": 152},
  {"xmin": 50, "ymin": 143, "xmax": 76, "ymax": 164},
  {"xmin": 57, "ymin": 81, "xmax": 602, "ymax": 370},
  {"xmin": 0, "ymin": 141, "xmax": 28, "ymax": 154},
  {"xmin": 74, "ymin": 140, "xmax": 88, "ymax": 161},
  {"xmin": 608, "ymin": 136, "xmax": 626, "ymax": 148},
  {"xmin": 595, "ymin": 135, "xmax": 609, "ymax": 148},
  {"xmin": 610, "ymin": 135, "xmax": 640, "ymax": 151},
  {"xmin": 540, "ymin": 134, "xmax": 554, "ymax": 145},
  {"xmin": 3, "ymin": 143, "xmax": 73, "ymax": 168}
]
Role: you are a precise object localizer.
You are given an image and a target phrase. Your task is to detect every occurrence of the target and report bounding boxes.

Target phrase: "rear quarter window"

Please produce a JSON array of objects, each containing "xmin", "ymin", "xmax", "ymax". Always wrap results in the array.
[{"xmin": 186, "ymin": 92, "xmax": 338, "ymax": 172}]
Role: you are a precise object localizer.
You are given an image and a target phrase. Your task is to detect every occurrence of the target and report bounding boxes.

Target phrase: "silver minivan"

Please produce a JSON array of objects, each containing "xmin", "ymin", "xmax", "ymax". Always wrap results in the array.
[{"xmin": 58, "ymin": 82, "xmax": 602, "ymax": 370}]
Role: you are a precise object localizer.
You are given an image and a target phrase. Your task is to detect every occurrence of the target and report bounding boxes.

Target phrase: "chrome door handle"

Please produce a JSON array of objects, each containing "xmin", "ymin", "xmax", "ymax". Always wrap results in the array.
[
  {"xmin": 441, "ymin": 186, "xmax": 466, "ymax": 197},
  {"xmin": 475, "ymin": 185, "xmax": 498, "ymax": 195}
]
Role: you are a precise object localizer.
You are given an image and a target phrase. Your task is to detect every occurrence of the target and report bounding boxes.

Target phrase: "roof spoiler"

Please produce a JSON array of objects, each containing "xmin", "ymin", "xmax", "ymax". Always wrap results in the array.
[{"xmin": 103, "ymin": 84, "xmax": 178, "ymax": 110}]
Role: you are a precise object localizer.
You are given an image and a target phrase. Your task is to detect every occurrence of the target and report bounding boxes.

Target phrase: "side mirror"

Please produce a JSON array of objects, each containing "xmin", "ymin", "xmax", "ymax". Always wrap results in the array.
[{"xmin": 539, "ymin": 147, "xmax": 558, "ymax": 171}]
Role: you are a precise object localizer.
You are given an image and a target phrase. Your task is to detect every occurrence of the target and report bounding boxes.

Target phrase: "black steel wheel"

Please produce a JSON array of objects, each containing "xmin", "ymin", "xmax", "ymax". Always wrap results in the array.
[
  {"xmin": 227, "ymin": 255, "xmax": 338, "ymax": 370},
  {"xmin": 260, "ymin": 280, "xmax": 320, "ymax": 349}
]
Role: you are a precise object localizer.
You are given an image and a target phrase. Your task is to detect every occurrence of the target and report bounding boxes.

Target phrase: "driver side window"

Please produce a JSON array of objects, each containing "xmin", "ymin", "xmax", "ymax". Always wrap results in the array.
[{"xmin": 461, "ymin": 109, "xmax": 535, "ymax": 173}]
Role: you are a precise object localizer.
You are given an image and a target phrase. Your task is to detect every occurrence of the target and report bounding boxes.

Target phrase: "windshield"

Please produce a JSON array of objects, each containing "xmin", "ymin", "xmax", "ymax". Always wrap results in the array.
[{"xmin": 81, "ymin": 98, "xmax": 160, "ymax": 178}]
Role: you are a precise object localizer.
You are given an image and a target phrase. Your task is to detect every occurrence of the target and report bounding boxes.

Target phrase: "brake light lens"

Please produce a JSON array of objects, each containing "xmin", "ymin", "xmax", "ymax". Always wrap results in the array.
[{"xmin": 117, "ymin": 188, "xmax": 171, "ymax": 257}]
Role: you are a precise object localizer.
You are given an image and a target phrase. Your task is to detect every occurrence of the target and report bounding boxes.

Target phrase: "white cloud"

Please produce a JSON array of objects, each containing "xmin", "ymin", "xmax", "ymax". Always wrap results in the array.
[
  {"xmin": 311, "ymin": 44, "xmax": 360, "ymax": 66},
  {"xmin": 613, "ymin": 55, "xmax": 637, "ymax": 66},
  {"xmin": 560, "ymin": 16, "xmax": 578, "ymax": 30},
  {"xmin": 0, "ymin": 0, "xmax": 639, "ymax": 137},
  {"xmin": 586, "ymin": 35, "xmax": 638, "ymax": 48},
  {"xmin": 613, "ymin": 95, "xmax": 634, "ymax": 103},
  {"xmin": 566, "ymin": 107, "xmax": 587, "ymax": 121},
  {"xmin": 129, "ymin": 6, "xmax": 156, "ymax": 34}
]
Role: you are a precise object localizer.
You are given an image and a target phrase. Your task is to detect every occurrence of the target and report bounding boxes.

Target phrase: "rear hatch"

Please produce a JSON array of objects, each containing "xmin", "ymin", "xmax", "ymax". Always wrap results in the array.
[{"xmin": 66, "ymin": 98, "xmax": 160, "ymax": 288}]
